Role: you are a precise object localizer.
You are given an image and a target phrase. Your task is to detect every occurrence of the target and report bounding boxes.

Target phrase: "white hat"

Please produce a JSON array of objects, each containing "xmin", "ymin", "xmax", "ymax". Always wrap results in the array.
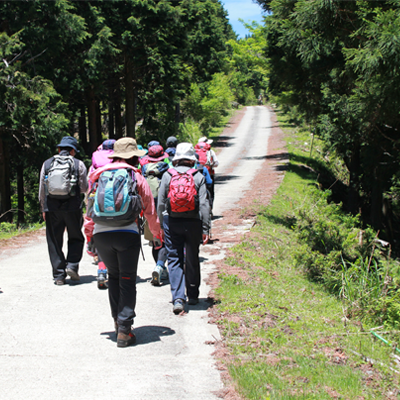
[
  {"xmin": 198, "ymin": 136, "xmax": 213, "ymax": 145},
  {"xmin": 173, "ymin": 142, "xmax": 197, "ymax": 162}
]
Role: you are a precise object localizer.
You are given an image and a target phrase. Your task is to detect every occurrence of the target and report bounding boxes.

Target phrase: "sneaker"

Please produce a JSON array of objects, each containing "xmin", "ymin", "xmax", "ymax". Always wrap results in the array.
[
  {"xmin": 97, "ymin": 273, "xmax": 107, "ymax": 289},
  {"xmin": 54, "ymin": 279, "xmax": 65, "ymax": 286},
  {"xmin": 117, "ymin": 331, "xmax": 136, "ymax": 347},
  {"xmin": 173, "ymin": 299, "xmax": 185, "ymax": 315},
  {"xmin": 151, "ymin": 265, "xmax": 163, "ymax": 286},
  {"xmin": 66, "ymin": 268, "xmax": 80, "ymax": 281},
  {"xmin": 188, "ymin": 298, "xmax": 199, "ymax": 305}
]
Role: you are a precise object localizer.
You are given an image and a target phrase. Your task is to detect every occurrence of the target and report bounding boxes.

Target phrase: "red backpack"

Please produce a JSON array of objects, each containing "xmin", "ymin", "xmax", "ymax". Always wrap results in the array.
[
  {"xmin": 167, "ymin": 168, "xmax": 199, "ymax": 214},
  {"xmin": 195, "ymin": 142, "xmax": 212, "ymax": 172}
]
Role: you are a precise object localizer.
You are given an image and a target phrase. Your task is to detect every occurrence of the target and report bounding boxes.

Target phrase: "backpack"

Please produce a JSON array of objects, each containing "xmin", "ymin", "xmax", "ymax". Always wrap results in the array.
[
  {"xmin": 166, "ymin": 168, "xmax": 199, "ymax": 215},
  {"xmin": 194, "ymin": 142, "xmax": 212, "ymax": 173},
  {"xmin": 142, "ymin": 161, "xmax": 169, "ymax": 200},
  {"xmin": 91, "ymin": 168, "xmax": 142, "ymax": 227},
  {"xmin": 45, "ymin": 155, "xmax": 78, "ymax": 199}
]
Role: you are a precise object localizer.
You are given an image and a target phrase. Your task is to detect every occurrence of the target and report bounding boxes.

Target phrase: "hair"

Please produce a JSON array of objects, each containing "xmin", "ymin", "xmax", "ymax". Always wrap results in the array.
[
  {"xmin": 175, "ymin": 159, "xmax": 195, "ymax": 167},
  {"xmin": 58, "ymin": 147, "xmax": 74, "ymax": 153},
  {"xmin": 113, "ymin": 156, "xmax": 139, "ymax": 167}
]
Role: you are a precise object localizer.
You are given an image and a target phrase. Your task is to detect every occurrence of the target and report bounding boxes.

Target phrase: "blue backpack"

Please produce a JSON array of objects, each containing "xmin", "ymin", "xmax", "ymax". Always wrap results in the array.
[{"xmin": 92, "ymin": 168, "xmax": 142, "ymax": 226}]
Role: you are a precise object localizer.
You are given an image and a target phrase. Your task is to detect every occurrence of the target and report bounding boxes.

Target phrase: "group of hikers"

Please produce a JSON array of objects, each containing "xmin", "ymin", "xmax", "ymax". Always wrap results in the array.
[{"xmin": 38, "ymin": 134, "xmax": 219, "ymax": 347}]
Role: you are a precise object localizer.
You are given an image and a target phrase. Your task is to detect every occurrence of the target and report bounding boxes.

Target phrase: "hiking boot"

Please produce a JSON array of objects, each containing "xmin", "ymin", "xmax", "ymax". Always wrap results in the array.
[
  {"xmin": 117, "ymin": 331, "xmax": 136, "ymax": 347},
  {"xmin": 188, "ymin": 298, "xmax": 199, "ymax": 305},
  {"xmin": 97, "ymin": 273, "xmax": 107, "ymax": 289},
  {"xmin": 173, "ymin": 299, "xmax": 185, "ymax": 315},
  {"xmin": 151, "ymin": 265, "xmax": 163, "ymax": 286},
  {"xmin": 54, "ymin": 279, "xmax": 65, "ymax": 286},
  {"xmin": 66, "ymin": 268, "xmax": 80, "ymax": 281}
]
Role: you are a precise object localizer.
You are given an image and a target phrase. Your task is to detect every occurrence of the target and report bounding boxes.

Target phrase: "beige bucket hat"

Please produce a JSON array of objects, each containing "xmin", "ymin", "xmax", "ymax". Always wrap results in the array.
[
  {"xmin": 108, "ymin": 137, "xmax": 146, "ymax": 159},
  {"xmin": 172, "ymin": 142, "xmax": 197, "ymax": 162}
]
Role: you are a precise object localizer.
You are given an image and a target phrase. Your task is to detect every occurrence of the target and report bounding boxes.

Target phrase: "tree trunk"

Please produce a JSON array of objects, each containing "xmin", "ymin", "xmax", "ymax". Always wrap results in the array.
[
  {"xmin": 87, "ymin": 87, "xmax": 99, "ymax": 154},
  {"xmin": 96, "ymin": 101, "xmax": 102, "ymax": 145},
  {"xmin": 108, "ymin": 84, "xmax": 115, "ymax": 139},
  {"xmin": 0, "ymin": 138, "xmax": 12, "ymax": 222},
  {"xmin": 17, "ymin": 163, "xmax": 24, "ymax": 226},
  {"xmin": 78, "ymin": 105, "xmax": 88, "ymax": 154},
  {"xmin": 115, "ymin": 85, "xmax": 123, "ymax": 139},
  {"xmin": 125, "ymin": 56, "xmax": 135, "ymax": 138}
]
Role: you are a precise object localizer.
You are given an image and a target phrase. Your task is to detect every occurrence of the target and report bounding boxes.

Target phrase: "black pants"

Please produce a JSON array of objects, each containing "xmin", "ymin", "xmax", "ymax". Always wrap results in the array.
[
  {"xmin": 93, "ymin": 232, "xmax": 141, "ymax": 333},
  {"xmin": 45, "ymin": 210, "xmax": 84, "ymax": 280}
]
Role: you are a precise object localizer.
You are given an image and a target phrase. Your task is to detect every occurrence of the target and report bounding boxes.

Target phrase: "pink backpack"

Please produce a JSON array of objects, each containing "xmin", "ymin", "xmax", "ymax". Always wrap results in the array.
[{"xmin": 167, "ymin": 168, "xmax": 198, "ymax": 214}]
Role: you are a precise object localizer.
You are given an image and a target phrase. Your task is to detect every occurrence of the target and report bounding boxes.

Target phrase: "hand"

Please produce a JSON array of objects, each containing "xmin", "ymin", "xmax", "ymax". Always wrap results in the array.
[
  {"xmin": 202, "ymin": 234, "xmax": 209, "ymax": 245},
  {"xmin": 42, "ymin": 212, "xmax": 46, "ymax": 221}
]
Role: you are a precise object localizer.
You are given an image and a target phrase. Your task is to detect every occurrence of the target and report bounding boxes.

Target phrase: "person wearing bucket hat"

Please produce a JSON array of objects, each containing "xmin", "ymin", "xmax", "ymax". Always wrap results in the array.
[
  {"xmin": 157, "ymin": 142, "xmax": 210, "ymax": 314},
  {"xmin": 39, "ymin": 136, "xmax": 88, "ymax": 285},
  {"xmin": 85, "ymin": 137, "xmax": 161, "ymax": 347}
]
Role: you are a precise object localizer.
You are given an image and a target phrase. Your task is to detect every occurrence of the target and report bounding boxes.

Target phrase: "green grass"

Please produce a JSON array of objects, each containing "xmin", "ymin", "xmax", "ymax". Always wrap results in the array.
[
  {"xmin": 0, "ymin": 221, "xmax": 44, "ymax": 240},
  {"xmin": 215, "ymin": 110, "xmax": 400, "ymax": 399}
]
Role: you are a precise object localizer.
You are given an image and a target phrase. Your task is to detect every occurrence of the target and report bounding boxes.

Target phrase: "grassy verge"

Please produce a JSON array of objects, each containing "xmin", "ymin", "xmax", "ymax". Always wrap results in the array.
[
  {"xmin": 215, "ymin": 110, "xmax": 400, "ymax": 399},
  {"xmin": 0, "ymin": 221, "xmax": 44, "ymax": 241}
]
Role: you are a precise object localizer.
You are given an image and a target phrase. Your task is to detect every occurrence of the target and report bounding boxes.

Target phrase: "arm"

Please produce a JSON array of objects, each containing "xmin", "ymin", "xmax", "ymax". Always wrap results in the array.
[
  {"xmin": 157, "ymin": 172, "xmax": 170, "ymax": 224},
  {"xmin": 196, "ymin": 174, "xmax": 210, "ymax": 235},
  {"xmin": 78, "ymin": 160, "xmax": 88, "ymax": 193},
  {"xmin": 39, "ymin": 163, "xmax": 46, "ymax": 214},
  {"xmin": 136, "ymin": 173, "xmax": 160, "ymax": 236},
  {"xmin": 210, "ymin": 150, "xmax": 219, "ymax": 168}
]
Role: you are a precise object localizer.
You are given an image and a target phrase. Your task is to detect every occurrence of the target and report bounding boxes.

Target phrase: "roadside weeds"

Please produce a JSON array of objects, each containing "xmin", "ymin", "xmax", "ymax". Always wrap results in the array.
[{"xmin": 207, "ymin": 107, "xmax": 400, "ymax": 399}]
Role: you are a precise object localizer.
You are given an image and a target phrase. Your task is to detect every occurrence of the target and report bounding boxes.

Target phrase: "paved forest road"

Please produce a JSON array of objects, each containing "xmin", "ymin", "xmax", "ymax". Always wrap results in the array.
[{"xmin": 0, "ymin": 106, "xmax": 271, "ymax": 400}]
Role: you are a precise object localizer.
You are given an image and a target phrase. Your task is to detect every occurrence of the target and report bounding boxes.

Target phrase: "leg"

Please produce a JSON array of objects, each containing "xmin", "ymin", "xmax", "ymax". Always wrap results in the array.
[
  {"xmin": 163, "ymin": 215, "xmax": 185, "ymax": 302},
  {"xmin": 184, "ymin": 219, "xmax": 202, "ymax": 301},
  {"xmin": 64, "ymin": 210, "xmax": 85, "ymax": 273},
  {"xmin": 45, "ymin": 211, "xmax": 67, "ymax": 281}
]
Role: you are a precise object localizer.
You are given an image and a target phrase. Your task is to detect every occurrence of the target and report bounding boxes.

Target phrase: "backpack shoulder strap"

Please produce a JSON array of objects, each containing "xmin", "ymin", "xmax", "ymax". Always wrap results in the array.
[
  {"xmin": 168, "ymin": 168, "xmax": 178, "ymax": 176},
  {"xmin": 187, "ymin": 168, "xmax": 198, "ymax": 176},
  {"xmin": 44, "ymin": 156, "xmax": 55, "ymax": 174}
]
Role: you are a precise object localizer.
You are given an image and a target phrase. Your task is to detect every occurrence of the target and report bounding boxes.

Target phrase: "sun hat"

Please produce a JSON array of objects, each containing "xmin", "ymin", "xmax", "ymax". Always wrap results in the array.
[
  {"xmin": 57, "ymin": 136, "xmax": 80, "ymax": 152},
  {"xmin": 148, "ymin": 144, "xmax": 164, "ymax": 158},
  {"xmin": 102, "ymin": 139, "xmax": 116, "ymax": 150},
  {"xmin": 198, "ymin": 136, "xmax": 213, "ymax": 145},
  {"xmin": 172, "ymin": 142, "xmax": 197, "ymax": 162},
  {"xmin": 108, "ymin": 137, "xmax": 146, "ymax": 159},
  {"xmin": 166, "ymin": 136, "xmax": 178, "ymax": 148}
]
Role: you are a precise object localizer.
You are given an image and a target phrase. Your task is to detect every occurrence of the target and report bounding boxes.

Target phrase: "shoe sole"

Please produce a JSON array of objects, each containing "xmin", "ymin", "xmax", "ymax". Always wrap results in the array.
[
  {"xmin": 151, "ymin": 271, "xmax": 161, "ymax": 286},
  {"xmin": 117, "ymin": 336, "xmax": 136, "ymax": 347},
  {"xmin": 66, "ymin": 269, "xmax": 80, "ymax": 281},
  {"xmin": 97, "ymin": 281, "xmax": 107, "ymax": 289},
  {"xmin": 173, "ymin": 303, "xmax": 184, "ymax": 315}
]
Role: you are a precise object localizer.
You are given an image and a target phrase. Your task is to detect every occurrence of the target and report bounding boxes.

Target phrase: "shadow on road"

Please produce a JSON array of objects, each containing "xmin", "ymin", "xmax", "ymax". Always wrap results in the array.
[
  {"xmin": 213, "ymin": 135, "xmax": 235, "ymax": 148},
  {"xmin": 185, "ymin": 297, "xmax": 214, "ymax": 314},
  {"xmin": 101, "ymin": 326, "xmax": 176, "ymax": 345},
  {"xmin": 69, "ymin": 275, "xmax": 97, "ymax": 285},
  {"xmin": 242, "ymin": 152, "xmax": 289, "ymax": 161},
  {"xmin": 215, "ymin": 175, "xmax": 239, "ymax": 184}
]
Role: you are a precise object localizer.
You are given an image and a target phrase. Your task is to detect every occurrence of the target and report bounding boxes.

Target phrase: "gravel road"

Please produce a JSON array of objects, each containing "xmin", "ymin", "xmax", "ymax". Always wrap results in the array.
[{"xmin": 0, "ymin": 106, "xmax": 271, "ymax": 400}]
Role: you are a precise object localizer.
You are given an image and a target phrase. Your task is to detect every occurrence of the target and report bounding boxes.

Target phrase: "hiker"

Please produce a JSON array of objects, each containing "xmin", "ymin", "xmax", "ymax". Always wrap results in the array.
[
  {"xmin": 139, "ymin": 141, "xmax": 169, "ymax": 168},
  {"xmin": 157, "ymin": 142, "xmax": 210, "ymax": 315},
  {"xmin": 85, "ymin": 137, "xmax": 161, "ymax": 347},
  {"xmin": 195, "ymin": 137, "xmax": 219, "ymax": 207},
  {"xmin": 140, "ymin": 143, "xmax": 170, "ymax": 286},
  {"xmin": 85, "ymin": 139, "xmax": 115, "ymax": 289},
  {"xmin": 165, "ymin": 136, "xmax": 178, "ymax": 162},
  {"xmin": 39, "ymin": 136, "xmax": 88, "ymax": 285},
  {"xmin": 195, "ymin": 152, "xmax": 213, "ymax": 210}
]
